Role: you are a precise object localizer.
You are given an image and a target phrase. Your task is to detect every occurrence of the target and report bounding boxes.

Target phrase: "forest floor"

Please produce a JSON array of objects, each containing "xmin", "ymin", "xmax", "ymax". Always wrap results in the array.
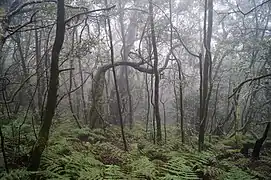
[{"xmin": 1, "ymin": 119, "xmax": 271, "ymax": 179}]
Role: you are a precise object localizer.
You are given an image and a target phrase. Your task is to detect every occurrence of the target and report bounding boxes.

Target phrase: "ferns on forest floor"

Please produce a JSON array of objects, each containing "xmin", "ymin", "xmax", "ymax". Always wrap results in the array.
[{"xmin": 2, "ymin": 122, "xmax": 271, "ymax": 180}]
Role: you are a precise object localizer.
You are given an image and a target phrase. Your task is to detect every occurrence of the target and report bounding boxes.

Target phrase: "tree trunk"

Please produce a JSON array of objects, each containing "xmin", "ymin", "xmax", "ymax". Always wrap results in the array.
[
  {"xmin": 209, "ymin": 81, "xmax": 220, "ymax": 142},
  {"xmin": 105, "ymin": 0, "xmax": 127, "ymax": 151},
  {"xmin": 35, "ymin": 24, "xmax": 43, "ymax": 117},
  {"xmin": 0, "ymin": 5, "xmax": 7, "ymax": 75},
  {"xmin": 150, "ymin": 73, "xmax": 156, "ymax": 144},
  {"xmin": 145, "ymin": 70, "xmax": 150, "ymax": 133},
  {"xmin": 149, "ymin": 0, "xmax": 162, "ymax": 144},
  {"xmin": 117, "ymin": 0, "xmax": 137, "ymax": 128},
  {"xmin": 78, "ymin": 57, "xmax": 88, "ymax": 124},
  {"xmin": 28, "ymin": 0, "xmax": 65, "ymax": 171},
  {"xmin": 252, "ymin": 122, "xmax": 270, "ymax": 160},
  {"xmin": 88, "ymin": 70, "xmax": 106, "ymax": 128},
  {"xmin": 176, "ymin": 59, "xmax": 184, "ymax": 143},
  {"xmin": 199, "ymin": 0, "xmax": 213, "ymax": 152}
]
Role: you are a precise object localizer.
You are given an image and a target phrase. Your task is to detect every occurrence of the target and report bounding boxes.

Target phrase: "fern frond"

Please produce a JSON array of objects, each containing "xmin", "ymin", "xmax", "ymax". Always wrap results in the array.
[{"xmin": 129, "ymin": 156, "xmax": 158, "ymax": 179}]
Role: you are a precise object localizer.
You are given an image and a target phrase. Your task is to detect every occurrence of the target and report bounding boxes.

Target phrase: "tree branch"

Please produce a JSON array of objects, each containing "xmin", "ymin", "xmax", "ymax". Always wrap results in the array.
[
  {"xmin": 5, "ymin": 11, "xmax": 38, "ymax": 40},
  {"xmin": 65, "ymin": 5, "xmax": 116, "ymax": 24},
  {"xmin": 229, "ymin": 73, "xmax": 271, "ymax": 99},
  {"xmin": 7, "ymin": 0, "xmax": 88, "ymax": 17},
  {"xmin": 237, "ymin": 0, "xmax": 271, "ymax": 16}
]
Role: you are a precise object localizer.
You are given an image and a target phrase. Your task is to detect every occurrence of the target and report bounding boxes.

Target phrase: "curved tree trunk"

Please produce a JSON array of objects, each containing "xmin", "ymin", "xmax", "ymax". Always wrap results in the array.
[
  {"xmin": 28, "ymin": 0, "xmax": 65, "ymax": 171},
  {"xmin": 87, "ymin": 61, "xmax": 155, "ymax": 129}
]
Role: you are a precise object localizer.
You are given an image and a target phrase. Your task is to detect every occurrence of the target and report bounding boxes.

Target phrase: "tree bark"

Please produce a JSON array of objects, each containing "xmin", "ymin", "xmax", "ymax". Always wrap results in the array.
[
  {"xmin": 105, "ymin": 0, "xmax": 127, "ymax": 151},
  {"xmin": 117, "ymin": 0, "xmax": 136, "ymax": 128},
  {"xmin": 28, "ymin": 0, "xmax": 65, "ymax": 171},
  {"xmin": 176, "ymin": 59, "xmax": 184, "ymax": 143},
  {"xmin": 199, "ymin": 0, "xmax": 213, "ymax": 152},
  {"xmin": 145, "ymin": 70, "xmax": 150, "ymax": 133},
  {"xmin": 252, "ymin": 122, "xmax": 270, "ymax": 160},
  {"xmin": 0, "ymin": 4, "xmax": 7, "ymax": 75},
  {"xmin": 149, "ymin": 0, "xmax": 162, "ymax": 143}
]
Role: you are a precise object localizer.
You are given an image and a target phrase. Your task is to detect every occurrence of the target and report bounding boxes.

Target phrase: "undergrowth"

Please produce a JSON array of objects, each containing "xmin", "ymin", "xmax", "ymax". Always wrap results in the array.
[{"xmin": 0, "ymin": 120, "xmax": 270, "ymax": 179}]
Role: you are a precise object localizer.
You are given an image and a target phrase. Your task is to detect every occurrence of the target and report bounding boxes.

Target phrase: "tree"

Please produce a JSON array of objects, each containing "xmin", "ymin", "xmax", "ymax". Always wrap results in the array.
[
  {"xmin": 28, "ymin": 0, "xmax": 65, "ymax": 171},
  {"xmin": 198, "ymin": 0, "xmax": 213, "ymax": 152},
  {"xmin": 149, "ymin": 0, "xmax": 162, "ymax": 143},
  {"xmin": 105, "ymin": 0, "xmax": 128, "ymax": 151}
]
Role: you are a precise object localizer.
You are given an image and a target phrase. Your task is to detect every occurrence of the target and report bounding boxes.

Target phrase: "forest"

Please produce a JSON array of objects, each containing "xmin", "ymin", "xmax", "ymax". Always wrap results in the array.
[{"xmin": 0, "ymin": 0, "xmax": 271, "ymax": 179}]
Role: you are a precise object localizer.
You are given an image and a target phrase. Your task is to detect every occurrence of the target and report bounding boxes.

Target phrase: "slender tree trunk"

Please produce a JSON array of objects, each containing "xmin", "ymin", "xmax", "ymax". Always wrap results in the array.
[
  {"xmin": 78, "ymin": 57, "xmax": 88, "ymax": 124},
  {"xmin": 28, "ymin": 0, "xmax": 65, "ymax": 170},
  {"xmin": 105, "ymin": 0, "xmax": 127, "ymax": 151},
  {"xmin": 160, "ymin": 100, "xmax": 167, "ymax": 144},
  {"xmin": 35, "ymin": 24, "xmax": 43, "ymax": 117},
  {"xmin": 209, "ymin": 81, "xmax": 220, "ymax": 142},
  {"xmin": 199, "ymin": 0, "xmax": 213, "ymax": 152},
  {"xmin": 66, "ymin": 29, "xmax": 81, "ymax": 128},
  {"xmin": 173, "ymin": 72, "xmax": 180, "ymax": 126},
  {"xmin": 0, "ymin": 126, "xmax": 8, "ymax": 173},
  {"xmin": 0, "ymin": 6, "xmax": 7, "ymax": 75},
  {"xmin": 15, "ymin": 33, "xmax": 40, "ymax": 122},
  {"xmin": 149, "ymin": 0, "xmax": 162, "ymax": 143},
  {"xmin": 176, "ymin": 60, "xmax": 184, "ymax": 143},
  {"xmin": 150, "ymin": 73, "xmax": 156, "ymax": 144},
  {"xmin": 145, "ymin": 70, "xmax": 150, "ymax": 133}
]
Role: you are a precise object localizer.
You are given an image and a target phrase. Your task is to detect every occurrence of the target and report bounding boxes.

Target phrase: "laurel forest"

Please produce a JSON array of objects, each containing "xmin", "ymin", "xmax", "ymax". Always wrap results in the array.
[{"xmin": 0, "ymin": 0, "xmax": 271, "ymax": 179}]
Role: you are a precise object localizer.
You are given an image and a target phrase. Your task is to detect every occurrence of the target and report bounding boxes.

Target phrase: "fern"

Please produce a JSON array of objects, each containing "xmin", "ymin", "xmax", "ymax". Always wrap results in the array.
[
  {"xmin": 0, "ymin": 169, "xmax": 31, "ymax": 180},
  {"xmin": 219, "ymin": 168, "xmax": 257, "ymax": 180},
  {"xmin": 200, "ymin": 166, "xmax": 225, "ymax": 179},
  {"xmin": 93, "ymin": 142, "xmax": 126, "ymax": 165},
  {"xmin": 161, "ymin": 156, "xmax": 199, "ymax": 180},
  {"xmin": 129, "ymin": 156, "xmax": 158, "ymax": 179},
  {"xmin": 103, "ymin": 165, "xmax": 127, "ymax": 179},
  {"xmin": 41, "ymin": 151, "xmax": 104, "ymax": 179},
  {"xmin": 0, "ymin": 169, "xmax": 64, "ymax": 180}
]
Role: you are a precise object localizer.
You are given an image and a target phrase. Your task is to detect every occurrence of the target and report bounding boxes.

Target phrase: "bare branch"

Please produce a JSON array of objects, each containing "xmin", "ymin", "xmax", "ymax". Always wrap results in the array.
[
  {"xmin": 7, "ymin": 0, "xmax": 54, "ymax": 17},
  {"xmin": 218, "ymin": 0, "xmax": 271, "ymax": 16},
  {"xmin": 56, "ymin": 73, "xmax": 91, "ymax": 106},
  {"xmin": 153, "ymin": 3, "xmax": 200, "ymax": 58},
  {"xmin": 229, "ymin": 73, "xmax": 271, "ymax": 99},
  {"xmin": 237, "ymin": 0, "xmax": 271, "ymax": 16},
  {"xmin": 5, "ymin": 11, "xmax": 38, "ymax": 40},
  {"xmin": 0, "ymin": 73, "xmax": 35, "ymax": 104},
  {"xmin": 65, "ymin": 5, "xmax": 116, "ymax": 24},
  {"xmin": 59, "ymin": 68, "xmax": 75, "ymax": 73},
  {"xmin": 7, "ymin": 0, "xmax": 88, "ymax": 17}
]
